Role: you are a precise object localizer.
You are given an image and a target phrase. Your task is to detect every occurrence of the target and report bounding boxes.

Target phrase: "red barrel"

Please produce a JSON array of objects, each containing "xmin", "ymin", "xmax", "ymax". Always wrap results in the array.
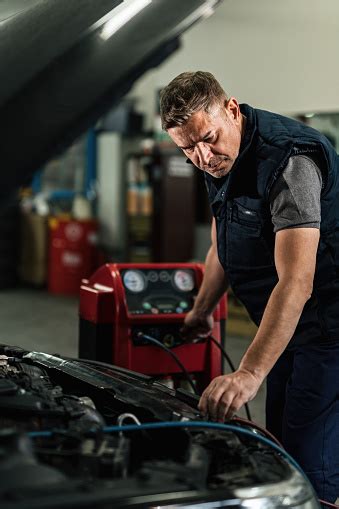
[{"xmin": 48, "ymin": 217, "xmax": 98, "ymax": 295}]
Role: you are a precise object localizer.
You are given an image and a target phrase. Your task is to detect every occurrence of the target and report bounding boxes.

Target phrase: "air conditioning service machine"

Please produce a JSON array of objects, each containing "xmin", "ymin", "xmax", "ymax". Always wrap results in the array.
[{"xmin": 79, "ymin": 263, "xmax": 227, "ymax": 393}]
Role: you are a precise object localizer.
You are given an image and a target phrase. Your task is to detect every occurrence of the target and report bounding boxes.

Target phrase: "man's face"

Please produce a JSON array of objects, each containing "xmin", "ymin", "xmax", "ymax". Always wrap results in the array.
[{"xmin": 167, "ymin": 98, "xmax": 244, "ymax": 178}]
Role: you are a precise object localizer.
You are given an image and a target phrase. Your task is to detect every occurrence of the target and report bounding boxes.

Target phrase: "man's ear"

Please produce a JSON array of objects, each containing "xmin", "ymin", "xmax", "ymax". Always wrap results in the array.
[{"xmin": 225, "ymin": 97, "xmax": 241, "ymax": 123}]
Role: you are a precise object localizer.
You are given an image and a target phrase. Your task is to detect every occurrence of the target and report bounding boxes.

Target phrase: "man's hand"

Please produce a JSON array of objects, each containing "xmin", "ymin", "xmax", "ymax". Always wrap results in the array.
[
  {"xmin": 198, "ymin": 369, "xmax": 263, "ymax": 421},
  {"xmin": 180, "ymin": 309, "xmax": 214, "ymax": 341}
]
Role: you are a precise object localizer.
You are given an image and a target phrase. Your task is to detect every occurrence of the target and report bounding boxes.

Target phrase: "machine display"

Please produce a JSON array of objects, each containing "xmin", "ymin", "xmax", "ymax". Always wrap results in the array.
[
  {"xmin": 121, "ymin": 268, "xmax": 196, "ymax": 315},
  {"xmin": 79, "ymin": 263, "xmax": 226, "ymax": 392}
]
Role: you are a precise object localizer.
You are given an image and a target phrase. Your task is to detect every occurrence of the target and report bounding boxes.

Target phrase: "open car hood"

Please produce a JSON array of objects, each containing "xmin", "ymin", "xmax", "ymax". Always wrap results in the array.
[
  {"xmin": 0, "ymin": 0, "xmax": 221, "ymax": 201},
  {"xmin": 0, "ymin": 344, "xmax": 319, "ymax": 508}
]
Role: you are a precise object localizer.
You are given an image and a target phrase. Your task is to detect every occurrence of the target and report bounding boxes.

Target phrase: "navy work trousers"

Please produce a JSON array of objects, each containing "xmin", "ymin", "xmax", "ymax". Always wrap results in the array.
[{"xmin": 266, "ymin": 342, "xmax": 339, "ymax": 503}]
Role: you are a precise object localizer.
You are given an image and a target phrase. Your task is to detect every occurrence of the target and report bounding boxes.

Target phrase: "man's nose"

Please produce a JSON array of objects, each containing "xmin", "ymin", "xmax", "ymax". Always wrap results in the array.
[{"xmin": 196, "ymin": 142, "xmax": 211, "ymax": 167}]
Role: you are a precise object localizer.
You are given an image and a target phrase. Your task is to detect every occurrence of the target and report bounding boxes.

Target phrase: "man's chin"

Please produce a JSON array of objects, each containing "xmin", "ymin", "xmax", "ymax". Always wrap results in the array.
[{"xmin": 207, "ymin": 166, "xmax": 230, "ymax": 178}]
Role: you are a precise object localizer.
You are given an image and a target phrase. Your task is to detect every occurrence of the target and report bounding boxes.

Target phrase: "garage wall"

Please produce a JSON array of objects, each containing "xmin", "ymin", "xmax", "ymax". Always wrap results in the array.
[{"xmin": 129, "ymin": 0, "xmax": 339, "ymax": 130}]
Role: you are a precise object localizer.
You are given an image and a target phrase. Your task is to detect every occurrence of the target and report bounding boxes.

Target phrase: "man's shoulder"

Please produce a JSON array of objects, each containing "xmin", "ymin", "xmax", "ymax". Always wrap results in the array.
[{"xmin": 246, "ymin": 104, "xmax": 330, "ymax": 149}]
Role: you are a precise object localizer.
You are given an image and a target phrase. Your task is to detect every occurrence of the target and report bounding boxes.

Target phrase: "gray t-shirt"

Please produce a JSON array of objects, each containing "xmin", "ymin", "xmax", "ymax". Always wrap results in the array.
[{"xmin": 269, "ymin": 155, "xmax": 322, "ymax": 233}]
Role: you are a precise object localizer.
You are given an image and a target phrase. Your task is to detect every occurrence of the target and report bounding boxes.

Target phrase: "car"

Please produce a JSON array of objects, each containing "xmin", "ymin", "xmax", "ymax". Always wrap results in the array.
[{"xmin": 0, "ymin": 343, "xmax": 319, "ymax": 508}]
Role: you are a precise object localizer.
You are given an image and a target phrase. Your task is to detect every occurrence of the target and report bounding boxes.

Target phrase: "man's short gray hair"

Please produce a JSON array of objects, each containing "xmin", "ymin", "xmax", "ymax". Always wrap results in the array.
[{"xmin": 160, "ymin": 71, "xmax": 227, "ymax": 130}]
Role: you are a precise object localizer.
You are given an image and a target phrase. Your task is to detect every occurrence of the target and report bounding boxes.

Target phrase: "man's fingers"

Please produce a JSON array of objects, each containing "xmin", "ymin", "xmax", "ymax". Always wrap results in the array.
[
  {"xmin": 180, "ymin": 325, "xmax": 200, "ymax": 341},
  {"xmin": 214, "ymin": 387, "xmax": 244, "ymax": 422},
  {"xmin": 199, "ymin": 377, "xmax": 231, "ymax": 419},
  {"xmin": 198, "ymin": 381, "xmax": 217, "ymax": 416},
  {"xmin": 199, "ymin": 371, "xmax": 260, "ymax": 422},
  {"xmin": 181, "ymin": 312, "xmax": 213, "ymax": 342},
  {"xmin": 180, "ymin": 326, "xmax": 210, "ymax": 341},
  {"xmin": 206, "ymin": 385, "xmax": 228, "ymax": 419},
  {"xmin": 219, "ymin": 395, "xmax": 244, "ymax": 421}
]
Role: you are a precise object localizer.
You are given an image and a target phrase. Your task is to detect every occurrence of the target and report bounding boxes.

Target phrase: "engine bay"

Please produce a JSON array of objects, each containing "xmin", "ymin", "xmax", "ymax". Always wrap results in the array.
[{"xmin": 0, "ymin": 345, "xmax": 306, "ymax": 508}]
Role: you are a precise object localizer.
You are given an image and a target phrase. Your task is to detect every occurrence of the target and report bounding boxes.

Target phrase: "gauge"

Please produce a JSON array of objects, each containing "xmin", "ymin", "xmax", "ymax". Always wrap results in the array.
[
  {"xmin": 159, "ymin": 270, "xmax": 171, "ymax": 283},
  {"xmin": 147, "ymin": 271, "xmax": 159, "ymax": 283},
  {"xmin": 123, "ymin": 270, "xmax": 146, "ymax": 293},
  {"xmin": 173, "ymin": 270, "xmax": 194, "ymax": 292}
]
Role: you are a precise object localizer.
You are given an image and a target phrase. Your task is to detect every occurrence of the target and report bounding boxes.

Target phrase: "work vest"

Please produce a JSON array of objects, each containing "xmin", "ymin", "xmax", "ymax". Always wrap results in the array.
[{"xmin": 205, "ymin": 104, "xmax": 339, "ymax": 346}]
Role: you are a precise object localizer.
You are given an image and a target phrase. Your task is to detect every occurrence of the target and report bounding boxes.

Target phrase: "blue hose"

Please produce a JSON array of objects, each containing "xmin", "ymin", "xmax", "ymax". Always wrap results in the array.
[{"xmin": 28, "ymin": 420, "xmax": 306, "ymax": 479}]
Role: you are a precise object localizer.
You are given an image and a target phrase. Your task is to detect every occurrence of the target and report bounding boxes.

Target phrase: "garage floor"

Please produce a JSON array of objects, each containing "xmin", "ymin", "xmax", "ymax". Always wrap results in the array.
[{"xmin": 0, "ymin": 287, "xmax": 266, "ymax": 425}]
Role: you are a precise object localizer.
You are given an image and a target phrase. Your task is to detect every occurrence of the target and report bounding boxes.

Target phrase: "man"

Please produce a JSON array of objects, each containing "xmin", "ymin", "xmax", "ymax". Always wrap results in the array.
[{"xmin": 160, "ymin": 71, "xmax": 339, "ymax": 502}]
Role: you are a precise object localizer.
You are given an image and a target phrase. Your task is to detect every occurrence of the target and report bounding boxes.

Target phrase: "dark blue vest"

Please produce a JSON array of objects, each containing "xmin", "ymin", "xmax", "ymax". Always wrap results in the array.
[{"xmin": 205, "ymin": 104, "xmax": 339, "ymax": 346}]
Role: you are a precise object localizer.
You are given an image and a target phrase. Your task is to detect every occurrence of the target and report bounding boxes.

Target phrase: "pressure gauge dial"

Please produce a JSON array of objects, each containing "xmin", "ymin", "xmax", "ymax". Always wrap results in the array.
[
  {"xmin": 123, "ymin": 270, "xmax": 146, "ymax": 293},
  {"xmin": 173, "ymin": 270, "xmax": 194, "ymax": 292}
]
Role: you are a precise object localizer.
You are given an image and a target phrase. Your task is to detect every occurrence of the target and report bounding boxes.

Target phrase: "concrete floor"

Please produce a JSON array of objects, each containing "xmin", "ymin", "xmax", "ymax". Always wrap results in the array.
[{"xmin": 0, "ymin": 287, "xmax": 266, "ymax": 425}]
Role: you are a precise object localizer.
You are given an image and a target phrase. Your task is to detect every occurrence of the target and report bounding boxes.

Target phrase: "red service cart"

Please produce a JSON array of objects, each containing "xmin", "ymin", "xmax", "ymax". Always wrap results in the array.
[{"xmin": 79, "ymin": 263, "xmax": 227, "ymax": 392}]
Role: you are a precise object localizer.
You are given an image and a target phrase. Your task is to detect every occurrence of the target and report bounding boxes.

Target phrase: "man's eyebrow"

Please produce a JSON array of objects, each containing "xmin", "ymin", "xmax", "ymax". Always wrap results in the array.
[
  {"xmin": 179, "ymin": 131, "xmax": 213, "ymax": 150},
  {"xmin": 179, "ymin": 142, "xmax": 194, "ymax": 150},
  {"xmin": 202, "ymin": 130, "xmax": 213, "ymax": 140}
]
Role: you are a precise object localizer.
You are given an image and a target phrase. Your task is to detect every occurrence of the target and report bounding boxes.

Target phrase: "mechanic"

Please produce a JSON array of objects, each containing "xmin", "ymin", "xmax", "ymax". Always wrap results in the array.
[{"xmin": 159, "ymin": 71, "xmax": 339, "ymax": 502}]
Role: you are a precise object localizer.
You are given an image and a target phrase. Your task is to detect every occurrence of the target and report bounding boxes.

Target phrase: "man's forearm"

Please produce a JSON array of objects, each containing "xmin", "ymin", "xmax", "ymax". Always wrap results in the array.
[
  {"xmin": 239, "ymin": 280, "xmax": 311, "ymax": 381},
  {"xmin": 194, "ymin": 244, "xmax": 228, "ymax": 316}
]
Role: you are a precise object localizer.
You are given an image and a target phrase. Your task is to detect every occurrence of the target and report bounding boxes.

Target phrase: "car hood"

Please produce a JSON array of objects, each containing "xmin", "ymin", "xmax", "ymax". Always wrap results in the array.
[
  {"xmin": 24, "ymin": 350, "xmax": 201, "ymax": 422},
  {"xmin": 0, "ymin": 0, "xmax": 221, "ymax": 202},
  {"xmin": 0, "ymin": 345, "xmax": 319, "ymax": 509}
]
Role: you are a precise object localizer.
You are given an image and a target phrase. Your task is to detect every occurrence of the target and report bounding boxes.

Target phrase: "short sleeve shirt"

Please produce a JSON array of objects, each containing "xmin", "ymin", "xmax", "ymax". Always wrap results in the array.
[{"xmin": 269, "ymin": 154, "xmax": 322, "ymax": 233}]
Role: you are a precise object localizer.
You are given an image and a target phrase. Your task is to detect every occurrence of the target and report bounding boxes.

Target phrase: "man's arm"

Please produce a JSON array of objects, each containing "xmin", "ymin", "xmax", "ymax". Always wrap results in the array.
[
  {"xmin": 198, "ymin": 227, "xmax": 320, "ymax": 421},
  {"xmin": 181, "ymin": 218, "xmax": 228, "ymax": 339}
]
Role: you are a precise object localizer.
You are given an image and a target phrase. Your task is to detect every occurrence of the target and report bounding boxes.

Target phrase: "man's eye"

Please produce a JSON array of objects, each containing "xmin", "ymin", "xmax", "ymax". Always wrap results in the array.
[{"xmin": 186, "ymin": 147, "xmax": 194, "ymax": 153}]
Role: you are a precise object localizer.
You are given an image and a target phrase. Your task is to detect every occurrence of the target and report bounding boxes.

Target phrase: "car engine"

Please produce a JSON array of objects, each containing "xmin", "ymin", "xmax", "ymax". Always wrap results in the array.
[{"xmin": 0, "ymin": 345, "xmax": 318, "ymax": 508}]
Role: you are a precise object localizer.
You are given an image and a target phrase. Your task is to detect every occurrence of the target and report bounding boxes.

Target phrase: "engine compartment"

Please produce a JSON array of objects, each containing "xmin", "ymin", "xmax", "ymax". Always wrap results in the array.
[{"xmin": 0, "ymin": 345, "xmax": 298, "ymax": 508}]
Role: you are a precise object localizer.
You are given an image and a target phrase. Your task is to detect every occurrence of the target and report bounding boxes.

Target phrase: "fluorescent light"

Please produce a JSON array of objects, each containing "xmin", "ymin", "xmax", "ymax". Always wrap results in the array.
[
  {"xmin": 171, "ymin": 0, "xmax": 219, "ymax": 37},
  {"xmin": 100, "ymin": 0, "xmax": 152, "ymax": 41}
]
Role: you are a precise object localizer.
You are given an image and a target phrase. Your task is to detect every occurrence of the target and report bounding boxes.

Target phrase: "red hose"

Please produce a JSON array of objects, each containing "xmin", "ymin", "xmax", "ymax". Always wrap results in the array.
[{"xmin": 231, "ymin": 415, "xmax": 284, "ymax": 448}]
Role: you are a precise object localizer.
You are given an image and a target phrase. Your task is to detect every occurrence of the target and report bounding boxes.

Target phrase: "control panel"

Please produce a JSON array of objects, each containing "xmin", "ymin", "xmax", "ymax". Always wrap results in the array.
[{"xmin": 121, "ymin": 268, "xmax": 196, "ymax": 315}]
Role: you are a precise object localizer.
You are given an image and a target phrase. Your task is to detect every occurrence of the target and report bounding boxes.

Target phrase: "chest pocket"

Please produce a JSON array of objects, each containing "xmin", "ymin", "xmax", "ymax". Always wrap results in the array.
[
  {"xmin": 231, "ymin": 202, "xmax": 261, "ymax": 236},
  {"xmin": 226, "ymin": 202, "xmax": 274, "ymax": 270}
]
